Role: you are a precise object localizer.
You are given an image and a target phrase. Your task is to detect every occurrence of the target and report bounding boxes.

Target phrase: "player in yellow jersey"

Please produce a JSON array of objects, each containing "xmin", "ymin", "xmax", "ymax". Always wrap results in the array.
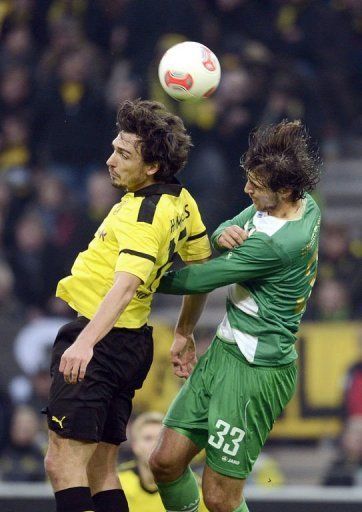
[
  {"xmin": 43, "ymin": 100, "xmax": 211, "ymax": 512},
  {"xmin": 118, "ymin": 412, "xmax": 207, "ymax": 512}
]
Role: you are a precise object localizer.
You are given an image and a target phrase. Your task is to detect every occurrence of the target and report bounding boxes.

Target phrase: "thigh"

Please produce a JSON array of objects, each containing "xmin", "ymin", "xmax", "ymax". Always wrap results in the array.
[
  {"xmin": 88, "ymin": 441, "xmax": 120, "ymax": 469},
  {"xmin": 87, "ymin": 441, "xmax": 121, "ymax": 492},
  {"xmin": 163, "ymin": 341, "xmax": 218, "ymax": 449},
  {"xmin": 47, "ymin": 429, "xmax": 98, "ymax": 467},
  {"xmin": 46, "ymin": 430, "xmax": 98, "ymax": 491},
  {"xmin": 206, "ymin": 342, "xmax": 297, "ymax": 479}
]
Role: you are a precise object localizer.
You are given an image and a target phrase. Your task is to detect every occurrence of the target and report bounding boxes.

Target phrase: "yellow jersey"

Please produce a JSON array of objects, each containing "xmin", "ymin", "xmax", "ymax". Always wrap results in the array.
[
  {"xmin": 56, "ymin": 182, "xmax": 211, "ymax": 328},
  {"xmin": 119, "ymin": 465, "xmax": 208, "ymax": 512}
]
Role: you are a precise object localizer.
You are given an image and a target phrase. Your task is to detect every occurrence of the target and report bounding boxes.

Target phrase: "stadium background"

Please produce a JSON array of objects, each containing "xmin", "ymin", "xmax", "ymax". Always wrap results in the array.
[{"xmin": 0, "ymin": 0, "xmax": 361, "ymax": 510}]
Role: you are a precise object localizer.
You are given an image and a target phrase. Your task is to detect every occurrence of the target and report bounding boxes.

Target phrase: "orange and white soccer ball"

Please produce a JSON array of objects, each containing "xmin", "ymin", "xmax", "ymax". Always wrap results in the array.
[{"xmin": 158, "ymin": 41, "xmax": 221, "ymax": 102}]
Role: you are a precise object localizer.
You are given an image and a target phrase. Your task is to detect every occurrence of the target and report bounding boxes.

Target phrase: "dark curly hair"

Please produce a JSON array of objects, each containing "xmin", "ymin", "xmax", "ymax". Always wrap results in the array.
[
  {"xmin": 116, "ymin": 99, "xmax": 192, "ymax": 182},
  {"xmin": 242, "ymin": 120, "xmax": 321, "ymax": 201}
]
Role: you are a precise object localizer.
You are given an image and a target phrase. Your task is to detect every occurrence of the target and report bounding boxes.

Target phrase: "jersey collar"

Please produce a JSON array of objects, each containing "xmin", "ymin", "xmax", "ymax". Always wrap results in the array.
[{"xmin": 133, "ymin": 179, "xmax": 182, "ymax": 197}]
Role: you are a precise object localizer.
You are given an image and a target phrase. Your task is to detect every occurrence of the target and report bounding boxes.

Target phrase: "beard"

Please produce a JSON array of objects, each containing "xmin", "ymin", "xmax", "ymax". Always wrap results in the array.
[
  {"xmin": 111, "ymin": 181, "xmax": 126, "ymax": 190},
  {"xmin": 109, "ymin": 174, "xmax": 126, "ymax": 190},
  {"xmin": 257, "ymin": 193, "xmax": 280, "ymax": 213}
]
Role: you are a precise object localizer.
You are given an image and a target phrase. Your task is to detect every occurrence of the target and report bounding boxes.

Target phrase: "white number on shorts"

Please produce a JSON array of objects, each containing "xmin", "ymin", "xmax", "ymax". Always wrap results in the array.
[{"xmin": 208, "ymin": 419, "xmax": 245, "ymax": 456}]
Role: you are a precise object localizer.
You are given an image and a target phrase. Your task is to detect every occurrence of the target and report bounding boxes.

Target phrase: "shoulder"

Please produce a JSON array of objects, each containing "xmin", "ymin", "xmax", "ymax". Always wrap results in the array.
[{"xmin": 179, "ymin": 187, "xmax": 199, "ymax": 210}]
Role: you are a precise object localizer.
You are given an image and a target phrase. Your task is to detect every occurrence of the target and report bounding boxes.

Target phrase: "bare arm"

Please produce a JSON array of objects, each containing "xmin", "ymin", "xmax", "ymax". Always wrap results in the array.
[
  {"xmin": 170, "ymin": 258, "xmax": 209, "ymax": 378},
  {"xmin": 60, "ymin": 271, "xmax": 141, "ymax": 384}
]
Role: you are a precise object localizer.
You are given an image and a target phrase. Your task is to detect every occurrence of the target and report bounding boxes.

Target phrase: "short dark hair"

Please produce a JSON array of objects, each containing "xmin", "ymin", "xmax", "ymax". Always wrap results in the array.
[
  {"xmin": 116, "ymin": 99, "xmax": 192, "ymax": 182},
  {"xmin": 242, "ymin": 120, "xmax": 321, "ymax": 201}
]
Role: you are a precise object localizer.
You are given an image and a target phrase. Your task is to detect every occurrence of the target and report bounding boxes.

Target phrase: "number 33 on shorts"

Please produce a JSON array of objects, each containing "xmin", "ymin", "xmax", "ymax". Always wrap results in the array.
[{"xmin": 208, "ymin": 419, "xmax": 245, "ymax": 457}]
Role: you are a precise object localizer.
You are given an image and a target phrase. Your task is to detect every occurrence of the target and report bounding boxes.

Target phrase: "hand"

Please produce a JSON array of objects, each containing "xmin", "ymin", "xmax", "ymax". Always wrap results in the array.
[
  {"xmin": 170, "ymin": 332, "xmax": 197, "ymax": 379},
  {"xmin": 59, "ymin": 339, "xmax": 94, "ymax": 384},
  {"xmin": 217, "ymin": 225, "xmax": 248, "ymax": 250}
]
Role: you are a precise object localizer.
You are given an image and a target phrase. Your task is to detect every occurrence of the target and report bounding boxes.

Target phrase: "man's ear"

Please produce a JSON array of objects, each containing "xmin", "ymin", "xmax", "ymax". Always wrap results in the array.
[{"xmin": 146, "ymin": 163, "xmax": 160, "ymax": 176}]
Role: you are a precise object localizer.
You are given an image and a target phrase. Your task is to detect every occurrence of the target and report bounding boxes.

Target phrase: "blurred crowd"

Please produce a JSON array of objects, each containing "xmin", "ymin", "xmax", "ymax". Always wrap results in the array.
[{"xmin": 0, "ymin": 0, "xmax": 361, "ymax": 487}]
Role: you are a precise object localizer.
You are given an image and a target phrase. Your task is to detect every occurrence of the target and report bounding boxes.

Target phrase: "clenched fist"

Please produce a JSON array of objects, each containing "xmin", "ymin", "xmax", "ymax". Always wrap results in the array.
[{"xmin": 217, "ymin": 225, "xmax": 248, "ymax": 250}]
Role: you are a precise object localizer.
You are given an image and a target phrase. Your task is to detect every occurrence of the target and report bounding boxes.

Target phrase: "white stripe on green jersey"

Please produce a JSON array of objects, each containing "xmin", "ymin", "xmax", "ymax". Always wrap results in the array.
[{"xmin": 158, "ymin": 194, "xmax": 321, "ymax": 366}]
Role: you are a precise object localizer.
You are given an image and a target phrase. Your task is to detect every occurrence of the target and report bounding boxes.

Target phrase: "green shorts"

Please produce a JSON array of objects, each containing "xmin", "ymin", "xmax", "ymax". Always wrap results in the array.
[{"xmin": 164, "ymin": 336, "xmax": 297, "ymax": 479}]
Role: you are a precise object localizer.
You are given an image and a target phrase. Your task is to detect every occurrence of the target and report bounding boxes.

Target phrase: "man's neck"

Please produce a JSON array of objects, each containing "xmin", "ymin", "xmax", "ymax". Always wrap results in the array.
[{"xmin": 267, "ymin": 198, "xmax": 304, "ymax": 220}]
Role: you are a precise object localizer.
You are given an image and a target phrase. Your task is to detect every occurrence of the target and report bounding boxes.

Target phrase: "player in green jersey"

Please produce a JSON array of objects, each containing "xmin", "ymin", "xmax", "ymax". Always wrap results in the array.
[{"xmin": 149, "ymin": 120, "xmax": 322, "ymax": 512}]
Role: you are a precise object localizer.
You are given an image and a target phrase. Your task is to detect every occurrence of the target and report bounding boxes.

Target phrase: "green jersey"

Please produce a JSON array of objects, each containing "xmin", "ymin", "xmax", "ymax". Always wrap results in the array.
[{"xmin": 158, "ymin": 194, "xmax": 321, "ymax": 366}]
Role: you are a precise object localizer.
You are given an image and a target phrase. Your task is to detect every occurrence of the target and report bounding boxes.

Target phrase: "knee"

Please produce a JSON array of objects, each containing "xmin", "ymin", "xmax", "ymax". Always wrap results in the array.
[
  {"xmin": 203, "ymin": 491, "xmax": 242, "ymax": 512},
  {"xmin": 44, "ymin": 449, "xmax": 62, "ymax": 483},
  {"xmin": 149, "ymin": 448, "xmax": 179, "ymax": 481},
  {"xmin": 44, "ymin": 436, "xmax": 74, "ymax": 487}
]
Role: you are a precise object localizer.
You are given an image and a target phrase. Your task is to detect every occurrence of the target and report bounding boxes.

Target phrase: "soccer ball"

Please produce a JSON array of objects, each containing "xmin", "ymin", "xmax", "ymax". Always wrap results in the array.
[{"xmin": 158, "ymin": 41, "xmax": 221, "ymax": 102}]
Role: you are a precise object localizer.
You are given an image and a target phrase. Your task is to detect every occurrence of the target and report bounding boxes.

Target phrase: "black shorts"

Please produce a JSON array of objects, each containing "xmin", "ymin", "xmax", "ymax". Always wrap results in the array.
[{"xmin": 43, "ymin": 317, "xmax": 153, "ymax": 445}]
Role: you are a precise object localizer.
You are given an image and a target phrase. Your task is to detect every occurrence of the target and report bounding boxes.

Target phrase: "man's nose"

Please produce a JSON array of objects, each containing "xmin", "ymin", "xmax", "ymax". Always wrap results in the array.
[
  {"xmin": 107, "ymin": 153, "xmax": 115, "ymax": 166},
  {"xmin": 244, "ymin": 181, "xmax": 253, "ymax": 194}
]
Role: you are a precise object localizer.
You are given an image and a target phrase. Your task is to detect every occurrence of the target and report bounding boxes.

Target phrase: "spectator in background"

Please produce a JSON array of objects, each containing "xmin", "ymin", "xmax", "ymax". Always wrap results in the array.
[
  {"xmin": 34, "ymin": 174, "xmax": 82, "ymax": 277},
  {"xmin": 317, "ymin": 223, "xmax": 361, "ymax": 318},
  {"xmin": 8, "ymin": 313, "xmax": 70, "ymax": 408},
  {"xmin": 313, "ymin": 277, "xmax": 351, "ymax": 321},
  {"xmin": 323, "ymin": 330, "xmax": 362, "ymax": 486},
  {"xmin": 26, "ymin": 358, "xmax": 52, "ymax": 449},
  {"xmin": 8, "ymin": 210, "xmax": 60, "ymax": 311},
  {"xmin": 274, "ymin": 0, "xmax": 355, "ymax": 143},
  {"xmin": 27, "ymin": 358, "xmax": 52, "ymax": 414},
  {"xmin": 0, "ymin": 404, "xmax": 45, "ymax": 482},
  {"xmin": 0, "ymin": 115, "xmax": 32, "ymax": 176},
  {"xmin": 0, "ymin": 25, "xmax": 38, "ymax": 70},
  {"xmin": 0, "ymin": 66, "xmax": 33, "ymax": 118},
  {"xmin": 38, "ymin": 16, "xmax": 104, "ymax": 85},
  {"xmin": 105, "ymin": 61, "xmax": 140, "ymax": 115},
  {"xmin": 75, "ymin": 171, "xmax": 121, "ymax": 246},
  {"xmin": 0, "ymin": 0, "xmax": 48, "ymax": 47},
  {"xmin": 342, "ymin": 330, "xmax": 362, "ymax": 419},
  {"xmin": 0, "ymin": 177, "xmax": 34, "ymax": 260},
  {"xmin": 323, "ymin": 415, "xmax": 362, "ymax": 486},
  {"xmin": 0, "ymin": 259, "xmax": 25, "ymax": 385},
  {"xmin": 119, "ymin": 412, "xmax": 208, "ymax": 512},
  {"xmin": 34, "ymin": 47, "xmax": 107, "ymax": 189}
]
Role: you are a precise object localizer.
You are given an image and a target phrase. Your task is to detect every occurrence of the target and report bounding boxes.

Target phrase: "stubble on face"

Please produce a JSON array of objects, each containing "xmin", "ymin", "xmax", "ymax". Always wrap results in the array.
[
  {"xmin": 256, "ymin": 191, "xmax": 280, "ymax": 213},
  {"xmin": 108, "ymin": 131, "xmax": 145, "ymax": 191}
]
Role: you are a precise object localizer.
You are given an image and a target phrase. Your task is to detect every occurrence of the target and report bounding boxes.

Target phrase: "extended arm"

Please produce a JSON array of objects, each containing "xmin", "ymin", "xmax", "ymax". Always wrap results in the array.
[
  {"xmin": 158, "ymin": 235, "xmax": 285, "ymax": 296},
  {"xmin": 170, "ymin": 259, "xmax": 209, "ymax": 378},
  {"xmin": 60, "ymin": 271, "xmax": 141, "ymax": 384}
]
